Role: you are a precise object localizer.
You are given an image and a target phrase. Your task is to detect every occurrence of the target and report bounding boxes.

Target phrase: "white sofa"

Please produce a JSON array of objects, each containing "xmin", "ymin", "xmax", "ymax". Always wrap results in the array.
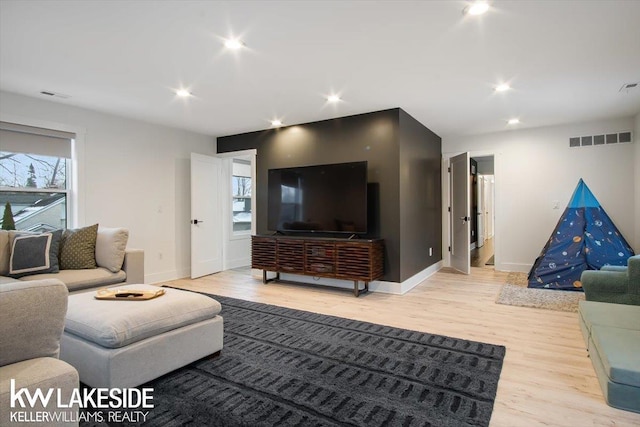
[
  {"xmin": 0, "ymin": 279, "xmax": 80, "ymax": 427},
  {"xmin": 0, "ymin": 228, "xmax": 144, "ymax": 293}
]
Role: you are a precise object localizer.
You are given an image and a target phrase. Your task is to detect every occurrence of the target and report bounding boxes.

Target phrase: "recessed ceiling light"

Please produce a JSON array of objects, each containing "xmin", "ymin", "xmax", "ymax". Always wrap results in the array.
[
  {"xmin": 464, "ymin": 1, "xmax": 490, "ymax": 16},
  {"xmin": 495, "ymin": 83, "xmax": 511, "ymax": 92},
  {"xmin": 327, "ymin": 94, "xmax": 341, "ymax": 103},
  {"xmin": 271, "ymin": 119, "xmax": 283, "ymax": 127},
  {"xmin": 508, "ymin": 118, "xmax": 520, "ymax": 125},
  {"xmin": 224, "ymin": 38, "xmax": 244, "ymax": 50},
  {"xmin": 176, "ymin": 89, "xmax": 192, "ymax": 97}
]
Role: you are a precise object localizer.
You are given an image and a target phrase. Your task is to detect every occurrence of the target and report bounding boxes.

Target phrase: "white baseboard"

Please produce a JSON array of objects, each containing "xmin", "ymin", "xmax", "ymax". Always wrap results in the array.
[
  {"xmin": 495, "ymin": 262, "xmax": 531, "ymax": 273},
  {"xmin": 256, "ymin": 261, "xmax": 443, "ymax": 295},
  {"xmin": 278, "ymin": 273, "xmax": 361, "ymax": 291},
  {"xmin": 145, "ymin": 268, "xmax": 190, "ymax": 285},
  {"xmin": 224, "ymin": 257, "xmax": 250, "ymax": 271},
  {"xmin": 372, "ymin": 261, "xmax": 443, "ymax": 295},
  {"xmin": 154, "ymin": 262, "xmax": 445, "ymax": 296}
]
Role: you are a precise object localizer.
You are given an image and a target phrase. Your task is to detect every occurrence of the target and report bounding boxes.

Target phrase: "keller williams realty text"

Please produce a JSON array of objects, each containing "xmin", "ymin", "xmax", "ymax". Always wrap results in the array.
[
  {"xmin": 11, "ymin": 410, "xmax": 150, "ymax": 423},
  {"xmin": 9, "ymin": 379, "xmax": 154, "ymax": 423}
]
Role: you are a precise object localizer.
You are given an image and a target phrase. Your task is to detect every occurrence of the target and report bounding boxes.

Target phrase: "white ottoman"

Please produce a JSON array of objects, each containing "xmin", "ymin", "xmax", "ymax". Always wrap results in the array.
[{"xmin": 60, "ymin": 284, "xmax": 223, "ymax": 388}]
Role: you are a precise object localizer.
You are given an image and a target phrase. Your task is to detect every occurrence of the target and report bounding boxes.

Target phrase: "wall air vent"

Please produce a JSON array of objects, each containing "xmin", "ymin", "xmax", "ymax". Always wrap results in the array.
[
  {"xmin": 619, "ymin": 82, "xmax": 638, "ymax": 93},
  {"xmin": 40, "ymin": 90, "xmax": 71, "ymax": 99},
  {"xmin": 570, "ymin": 131, "xmax": 633, "ymax": 147}
]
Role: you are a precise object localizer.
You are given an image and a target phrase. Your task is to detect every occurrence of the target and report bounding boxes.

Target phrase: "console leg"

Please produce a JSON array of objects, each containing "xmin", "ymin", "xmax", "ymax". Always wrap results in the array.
[
  {"xmin": 354, "ymin": 280, "xmax": 359, "ymax": 297},
  {"xmin": 263, "ymin": 271, "xmax": 280, "ymax": 284}
]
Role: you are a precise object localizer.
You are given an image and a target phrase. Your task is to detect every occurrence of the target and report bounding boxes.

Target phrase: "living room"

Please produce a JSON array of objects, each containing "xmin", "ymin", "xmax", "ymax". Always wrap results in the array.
[{"xmin": 1, "ymin": 1, "xmax": 640, "ymax": 426}]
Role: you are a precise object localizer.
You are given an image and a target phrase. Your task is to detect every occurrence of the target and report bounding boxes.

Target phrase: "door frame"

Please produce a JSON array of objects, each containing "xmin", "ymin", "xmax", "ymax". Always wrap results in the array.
[
  {"xmin": 449, "ymin": 152, "xmax": 471, "ymax": 275},
  {"xmin": 215, "ymin": 149, "xmax": 257, "ymax": 270},
  {"xmin": 477, "ymin": 175, "xmax": 485, "ymax": 248},
  {"xmin": 442, "ymin": 151, "xmax": 499, "ymax": 271}
]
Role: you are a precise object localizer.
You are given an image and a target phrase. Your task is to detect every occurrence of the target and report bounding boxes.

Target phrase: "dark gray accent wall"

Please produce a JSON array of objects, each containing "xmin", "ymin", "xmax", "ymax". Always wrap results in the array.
[
  {"xmin": 217, "ymin": 108, "xmax": 441, "ymax": 283},
  {"xmin": 398, "ymin": 109, "xmax": 442, "ymax": 281}
]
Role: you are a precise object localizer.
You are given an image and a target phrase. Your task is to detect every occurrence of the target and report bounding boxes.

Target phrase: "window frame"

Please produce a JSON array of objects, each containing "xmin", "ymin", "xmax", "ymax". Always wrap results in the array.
[
  {"xmin": 0, "ymin": 152, "xmax": 72, "ymax": 231},
  {"xmin": 0, "ymin": 114, "xmax": 83, "ymax": 229}
]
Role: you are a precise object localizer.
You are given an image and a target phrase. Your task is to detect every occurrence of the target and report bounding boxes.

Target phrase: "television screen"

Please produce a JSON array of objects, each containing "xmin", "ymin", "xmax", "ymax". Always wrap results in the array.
[{"xmin": 267, "ymin": 161, "xmax": 368, "ymax": 234}]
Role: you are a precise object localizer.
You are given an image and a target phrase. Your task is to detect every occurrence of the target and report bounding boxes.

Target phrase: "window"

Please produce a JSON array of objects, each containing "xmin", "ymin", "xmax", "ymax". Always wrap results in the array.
[
  {"xmin": 232, "ymin": 159, "xmax": 252, "ymax": 234},
  {"xmin": 0, "ymin": 122, "xmax": 73, "ymax": 231}
]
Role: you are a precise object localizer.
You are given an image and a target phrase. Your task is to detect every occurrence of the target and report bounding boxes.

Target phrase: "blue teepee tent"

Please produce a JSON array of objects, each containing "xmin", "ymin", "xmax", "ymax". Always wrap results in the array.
[{"xmin": 528, "ymin": 179, "xmax": 635, "ymax": 291}]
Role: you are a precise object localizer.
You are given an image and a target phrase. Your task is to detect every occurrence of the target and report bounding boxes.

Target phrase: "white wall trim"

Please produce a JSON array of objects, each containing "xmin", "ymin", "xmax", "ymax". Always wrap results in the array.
[
  {"xmin": 251, "ymin": 262, "xmax": 443, "ymax": 295},
  {"xmin": 216, "ymin": 149, "xmax": 258, "ymax": 158},
  {"xmin": 497, "ymin": 262, "xmax": 532, "ymax": 273},
  {"xmin": 146, "ymin": 267, "xmax": 190, "ymax": 284},
  {"xmin": 373, "ymin": 261, "xmax": 443, "ymax": 295},
  {"xmin": 225, "ymin": 256, "xmax": 251, "ymax": 270}
]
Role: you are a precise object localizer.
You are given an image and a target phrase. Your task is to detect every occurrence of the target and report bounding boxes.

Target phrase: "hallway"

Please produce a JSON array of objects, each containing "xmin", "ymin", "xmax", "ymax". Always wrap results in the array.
[{"xmin": 471, "ymin": 237, "xmax": 494, "ymax": 268}]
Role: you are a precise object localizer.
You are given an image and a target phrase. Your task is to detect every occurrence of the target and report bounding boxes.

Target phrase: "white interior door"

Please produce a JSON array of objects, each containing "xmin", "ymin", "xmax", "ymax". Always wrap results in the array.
[
  {"xmin": 191, "ymin": 153, "xmax": 223, "ymax": 279},
  {"xmin": 477, "ymin": 176, "xmax": 485, "ymax": 248},
  {"xmin": 450, "ymin": 152, "xmax": 471, "ymax": 274},
  {"xmin": 486, "ymin": 177, "xmax": 495, "ymax": 238}
]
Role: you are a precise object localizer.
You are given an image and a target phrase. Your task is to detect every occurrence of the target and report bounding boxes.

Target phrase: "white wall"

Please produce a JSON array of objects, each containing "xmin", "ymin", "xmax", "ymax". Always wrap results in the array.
[
  {"xmin": 635, "ymin": 112, "xmax": 640, "ymax": 252},
  {"xmin": 443, "ymin": 116, "xmax": 636, "ymax": 272},
  {"xmin": 0, "ymin": 91, "xmax": 216, "ymax": 282}
]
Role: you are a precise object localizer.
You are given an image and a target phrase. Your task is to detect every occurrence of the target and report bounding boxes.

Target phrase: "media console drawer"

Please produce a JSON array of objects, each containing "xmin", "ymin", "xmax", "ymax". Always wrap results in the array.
[{"xmin": 251, "ymin": 235, "xmax": 384, "ymax": 297}]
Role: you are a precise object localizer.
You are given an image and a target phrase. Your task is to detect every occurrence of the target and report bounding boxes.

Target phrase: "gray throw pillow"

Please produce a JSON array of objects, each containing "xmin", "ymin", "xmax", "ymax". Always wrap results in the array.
[
  {"xmin": 59, "ymin": 224, "xmax": 99, "ymax": 270},
  {"xmin": 8, "ymin": 230, "xmax": 62, "ymax": 278}
]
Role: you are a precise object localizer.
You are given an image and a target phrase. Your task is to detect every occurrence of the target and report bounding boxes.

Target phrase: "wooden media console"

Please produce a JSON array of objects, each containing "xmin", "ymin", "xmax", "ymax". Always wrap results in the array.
[{"xmin": 251, "ymin": 235, "xmax": 384, "ymax": 297}]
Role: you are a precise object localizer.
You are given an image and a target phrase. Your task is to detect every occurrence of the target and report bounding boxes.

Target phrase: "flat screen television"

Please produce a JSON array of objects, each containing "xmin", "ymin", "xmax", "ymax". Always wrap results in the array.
[{"xmin": 267, "ymin": 161, "xmax": 368, "ymax": 234}]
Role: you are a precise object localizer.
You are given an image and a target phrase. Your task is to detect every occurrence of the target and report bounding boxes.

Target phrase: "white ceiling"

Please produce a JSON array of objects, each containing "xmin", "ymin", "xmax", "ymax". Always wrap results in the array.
[{"xmin": 1, "ymin": 1, "xmax": 639, "ymax": 139}]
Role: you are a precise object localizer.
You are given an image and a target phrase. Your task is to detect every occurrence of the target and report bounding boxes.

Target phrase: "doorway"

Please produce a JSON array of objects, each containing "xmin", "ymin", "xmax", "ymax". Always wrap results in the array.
[
  {"xmin": 190, "ymin": 150, "xmax": 256, "ymax": 279},
  {"xmin": 469, "ymin": 155, "xmax": 495, "ymax": 268}
]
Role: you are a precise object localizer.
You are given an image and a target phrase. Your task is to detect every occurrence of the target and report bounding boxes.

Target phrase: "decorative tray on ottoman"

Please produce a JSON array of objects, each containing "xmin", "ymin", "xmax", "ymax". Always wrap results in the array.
[{"xmin": 95, "ymin": 288, "xmax": 166, "ymax": 300}]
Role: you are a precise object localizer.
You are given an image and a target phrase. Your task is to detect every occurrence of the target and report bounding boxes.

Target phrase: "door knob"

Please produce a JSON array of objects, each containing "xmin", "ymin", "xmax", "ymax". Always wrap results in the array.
[
  {"xmin": 192, "ymin": 219, "xmax": 204, "ymax": 224},
  {"xmin": 459, "ymin": 216, "xmax": 470, "ymax": 222}
]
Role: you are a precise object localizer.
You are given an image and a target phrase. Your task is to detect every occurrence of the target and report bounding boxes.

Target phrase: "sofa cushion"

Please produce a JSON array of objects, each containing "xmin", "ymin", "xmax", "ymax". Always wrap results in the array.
[
  {"xmin": 578, "ymin": 300, "xmax": 640, "ymax": 338},
  {"xmin": 590, "ymin": 325, "xmax": 640, "ymax": 388},
  {"xmin": 0, "ymin": 276, "xmax": 19, "ymax": 285},
  {"xmin": 0, "ymin": 357, "xmax": 79, "ymax": 425},
  {"xmin": 0, "ymin": 279, "xmax": 68, "ymax": 366},
  {"xmin": 60, "ymin": 224, "xmax": 98, "ymax": 270},
  {"xmin": 95, "ymin": 227, "xmax": 129, "ymax": 273},
  {"xmin": 19, "ymin": 268, "xmax": 126, "ymax": 292},
  {"xmin": 64, "ymin": 284, "xmax": 222, "ymax": 348},
  {"xmin": 8, "ymin": 230, "xmax": 62, "ymax": 277},
  {"xmin": 0, "ymin": 230, "xmax": 9, "ymax": 276}
]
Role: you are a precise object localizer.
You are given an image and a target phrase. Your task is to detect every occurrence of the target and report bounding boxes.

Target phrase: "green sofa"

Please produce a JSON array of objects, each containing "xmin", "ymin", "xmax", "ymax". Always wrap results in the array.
[
  {"xmin": 578, "ymin": 300, "xmax": 640, "ymax": 413},
  {"xmin": 581, "ymin": 255, "xmax": 640, "ymax": 306}
]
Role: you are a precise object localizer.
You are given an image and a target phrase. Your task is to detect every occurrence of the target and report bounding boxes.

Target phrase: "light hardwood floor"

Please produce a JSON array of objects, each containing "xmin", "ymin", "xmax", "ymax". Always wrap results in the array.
[{"xmin": 167, "ymin": 267, "xmax": 640, "ymax": 426}]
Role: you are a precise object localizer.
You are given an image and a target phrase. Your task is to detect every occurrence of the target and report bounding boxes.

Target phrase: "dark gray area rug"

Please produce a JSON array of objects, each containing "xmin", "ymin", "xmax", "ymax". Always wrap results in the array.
[{"xmin": 81, "ymin": 293, "xmax": 506, "ymax": 427}]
